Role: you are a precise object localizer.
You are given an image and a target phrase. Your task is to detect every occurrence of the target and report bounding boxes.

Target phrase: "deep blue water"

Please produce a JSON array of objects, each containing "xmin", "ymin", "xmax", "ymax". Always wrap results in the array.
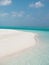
[{"xmin": 0, "ymin": 26, "xmax": 49, "ymax": 65}]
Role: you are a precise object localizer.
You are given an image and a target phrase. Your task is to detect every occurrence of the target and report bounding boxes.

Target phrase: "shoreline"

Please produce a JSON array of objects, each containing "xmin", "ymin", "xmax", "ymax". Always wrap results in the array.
[{"xmin": 0, "ymin": 29, "xmax": 37, "ymax": 59}]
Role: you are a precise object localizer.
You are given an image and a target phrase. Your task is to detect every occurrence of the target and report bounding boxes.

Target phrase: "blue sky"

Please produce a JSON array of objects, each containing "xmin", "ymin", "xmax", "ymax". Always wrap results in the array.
[{"xmin": 0, "ymin": 0, "xmax": 49, "ymax": 27}]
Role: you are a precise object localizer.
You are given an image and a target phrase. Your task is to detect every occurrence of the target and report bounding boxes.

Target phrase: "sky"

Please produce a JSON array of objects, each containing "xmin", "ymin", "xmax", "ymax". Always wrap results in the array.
[{"xmin": 0, "ymin": 0, "xmax": 49, "ymax": 27}]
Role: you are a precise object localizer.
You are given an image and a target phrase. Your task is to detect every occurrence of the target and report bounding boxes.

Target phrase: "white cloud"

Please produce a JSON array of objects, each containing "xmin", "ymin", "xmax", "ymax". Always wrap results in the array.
[
  {"xmin": 11, "ymin": 11, "xmax": 25, "ymax": 17},
  {"xmin": 0, "ymin": 11, "xmax": 25, "ymax": 17},
  {"xmin": 0, "ymin": 13, "xmax": 9, "ymax": 16},
  {"xmin": 29, "ymin": 1, "xmax": 44, "ymax": 8},
  {"xmin": 0, "ymin": 0, "xmax": 12, "ymax": 6}
]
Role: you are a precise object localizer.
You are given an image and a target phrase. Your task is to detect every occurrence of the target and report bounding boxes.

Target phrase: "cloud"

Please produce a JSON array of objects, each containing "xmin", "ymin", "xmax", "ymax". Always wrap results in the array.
[
  {"xmin": 0, "ymin": 13, "xmax": 9, "ymax": 16},
  {"xmin": 0, "ymin": 0, "xmax": 12, "ymax": 6},
  {"xmin": 29, "ymin": 1, "xmax": 44, "ymax": 8},
  {"xmin": 0, "ymin": 11, "xmax": 25, "ymax": 18},
  {"xmin": 11, "ymin": 11, "xmax": 25, "ymax": 17}
]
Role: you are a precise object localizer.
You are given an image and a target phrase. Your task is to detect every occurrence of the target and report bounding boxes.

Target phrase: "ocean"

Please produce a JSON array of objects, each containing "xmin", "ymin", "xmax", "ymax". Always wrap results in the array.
[{"xmin": 0, "ymin": 26, "xmax": 49, "ymax": 65}]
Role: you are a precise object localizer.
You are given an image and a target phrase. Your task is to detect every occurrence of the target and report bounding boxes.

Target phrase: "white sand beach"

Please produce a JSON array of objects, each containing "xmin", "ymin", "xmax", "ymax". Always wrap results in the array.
[{"xmin": 0, "ymin": 29, "xmax": 37, "ymax": 58}]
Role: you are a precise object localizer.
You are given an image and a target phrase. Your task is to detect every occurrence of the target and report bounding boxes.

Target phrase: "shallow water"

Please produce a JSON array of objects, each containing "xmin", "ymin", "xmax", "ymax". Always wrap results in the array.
[{"xmin": 0, "ymin": 30, "xmax": 49, "ymax": 65}]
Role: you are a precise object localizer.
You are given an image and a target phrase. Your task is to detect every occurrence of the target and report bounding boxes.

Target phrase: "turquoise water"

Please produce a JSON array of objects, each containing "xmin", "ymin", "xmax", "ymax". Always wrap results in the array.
[
  {"xmin": 0, "ymin": 28, "xmax": 49, "ymax": 65},
  {"xmin": 0, "ymin": 26, "xmax": 49, "ymax": 31}
]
